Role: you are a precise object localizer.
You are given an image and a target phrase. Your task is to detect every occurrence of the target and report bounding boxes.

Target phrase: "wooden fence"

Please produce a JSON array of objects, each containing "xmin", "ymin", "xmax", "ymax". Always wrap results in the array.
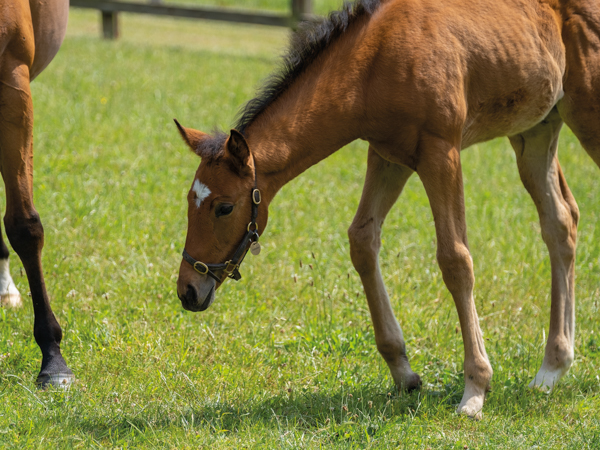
[{"xmin": 70, "ymin": 0, "xmax": 314, "ymax": 39}]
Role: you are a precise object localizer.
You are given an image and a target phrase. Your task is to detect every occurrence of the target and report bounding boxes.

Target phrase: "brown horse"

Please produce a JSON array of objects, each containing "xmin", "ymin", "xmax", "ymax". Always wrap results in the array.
[
  {"xmin": 175, "ymin": 0, "xmax": 599, "ymax": 418},
  {"xmin": 0, "ymin": 0, "xmax": 72, "ymax": 386}
]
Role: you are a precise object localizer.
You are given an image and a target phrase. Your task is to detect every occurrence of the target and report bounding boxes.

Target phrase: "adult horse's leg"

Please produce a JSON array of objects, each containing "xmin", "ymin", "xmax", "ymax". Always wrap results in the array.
[
  {"xmin": 0, "ymin": 54, "xmax": 73, "ymax": 387},
  {"xmin": 348, "ymin": 147, "xmax": 421, "ymax": 391},
  {"xmin": 508, "ymin": 107, "xmax": 579, "ymax": 390},
  {"xmin": 0, "ymin": 232, "xmax": 22, "ymax": 308},
  {"xmin": 417, "ymin": 136, "xmax": 492, "ymax": 419}
]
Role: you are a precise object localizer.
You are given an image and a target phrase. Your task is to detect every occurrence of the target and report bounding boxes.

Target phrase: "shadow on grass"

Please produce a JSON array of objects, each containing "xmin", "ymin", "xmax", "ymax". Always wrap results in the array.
[
  {"xmin": 7, "ymin": 369, "xmax": 596, "ymax": 446},
  {"xmin": 64, "ymin": 380, "xmax": 519, "ymax": 442}
]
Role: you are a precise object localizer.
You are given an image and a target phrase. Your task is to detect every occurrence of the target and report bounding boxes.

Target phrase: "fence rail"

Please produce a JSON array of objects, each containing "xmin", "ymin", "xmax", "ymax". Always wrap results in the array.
[{"xmin": 71, "ymin": 0, "xmax": 314, "ymax": 39}]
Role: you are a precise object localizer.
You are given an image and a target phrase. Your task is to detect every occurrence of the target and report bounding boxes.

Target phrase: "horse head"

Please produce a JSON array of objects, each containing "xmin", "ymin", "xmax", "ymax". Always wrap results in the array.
[{"xmin": 174, "ymin": 120, "xmax": 267, "ymax": 312}]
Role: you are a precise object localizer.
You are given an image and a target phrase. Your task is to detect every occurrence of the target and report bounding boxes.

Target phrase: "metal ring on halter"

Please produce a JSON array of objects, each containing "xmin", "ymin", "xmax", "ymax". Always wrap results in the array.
[
  {"xmin": 252, "ymin": 189, "xmax": 261, "ymax": 205},
  {"xmin": 193, "ymin": 261, "xmax": 209, "ymax": 275},
  {"xmin": 247, "ymin": 222, "xmax": 258, "ymax": 232}
]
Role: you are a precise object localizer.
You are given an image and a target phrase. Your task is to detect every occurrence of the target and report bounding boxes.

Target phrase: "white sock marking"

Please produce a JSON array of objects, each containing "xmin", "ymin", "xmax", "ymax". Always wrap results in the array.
[
  {"xmin": 192, "ymin": 179, "xmax": 211, "ymax": 208},
  {"xmin": 0, "ymin": 258, "xmax": 21, "ymax": 308}
]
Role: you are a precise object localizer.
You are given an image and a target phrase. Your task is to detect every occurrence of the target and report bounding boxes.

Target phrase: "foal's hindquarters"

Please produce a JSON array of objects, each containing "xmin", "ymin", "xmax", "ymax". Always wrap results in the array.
[
  {"xmin": 348, "ymin": 0, "xmax": 598, "ymax": 418},
  {"xmin": 547, "ymin": 0, "xmax": 600, "ymax": 388},
  {"xmin": 500, "ymin": 0, "xmax": 600, "ymax": 400}
]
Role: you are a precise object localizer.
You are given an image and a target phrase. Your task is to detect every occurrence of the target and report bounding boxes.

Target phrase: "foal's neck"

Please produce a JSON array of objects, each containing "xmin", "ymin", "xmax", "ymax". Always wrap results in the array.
[{"xmin": 245, "ymin": 17, "xmax": 370, "ymax": 204}]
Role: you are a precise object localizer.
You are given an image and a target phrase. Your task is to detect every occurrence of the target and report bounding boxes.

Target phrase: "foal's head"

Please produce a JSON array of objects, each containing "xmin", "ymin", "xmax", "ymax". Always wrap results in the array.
[{"xmin": 174, "ymin": 120, "xmax": 266, "ymax": 311}]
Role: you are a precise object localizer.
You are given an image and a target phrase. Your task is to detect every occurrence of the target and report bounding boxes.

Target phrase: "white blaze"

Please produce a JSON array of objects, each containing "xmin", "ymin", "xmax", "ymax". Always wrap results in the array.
[{"xmin": 192, "ymin": 179, "xmax": 211, "ymax": 208}]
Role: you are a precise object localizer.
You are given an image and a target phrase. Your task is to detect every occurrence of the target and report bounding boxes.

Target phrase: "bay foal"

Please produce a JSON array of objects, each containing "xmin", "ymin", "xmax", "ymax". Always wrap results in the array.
[
  {"xmin": 0, "ymin": 0, "xmax": 72, "ymax": 386},
  {"xmin": 176, "ymin": 0, "xmax": 600, "ymax": 418}
]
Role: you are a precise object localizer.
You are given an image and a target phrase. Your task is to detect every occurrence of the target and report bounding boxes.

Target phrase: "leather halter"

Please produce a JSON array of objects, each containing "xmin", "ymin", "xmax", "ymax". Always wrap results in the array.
[{"xmin": 182, "ymin": 178, "xmax": 261, "ymax": 284}]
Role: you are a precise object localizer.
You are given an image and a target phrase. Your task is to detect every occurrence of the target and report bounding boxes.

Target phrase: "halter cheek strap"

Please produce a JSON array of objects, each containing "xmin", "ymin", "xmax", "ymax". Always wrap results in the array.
[{"xmin": 182, "ymin": 183, "xmax": 261, "ymax": 284}]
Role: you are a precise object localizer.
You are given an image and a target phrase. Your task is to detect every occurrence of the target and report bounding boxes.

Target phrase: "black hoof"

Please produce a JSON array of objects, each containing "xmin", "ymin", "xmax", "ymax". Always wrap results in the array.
[
  {"xmin": 397, "ymin": 373, "xmax": 422, "ymax": 392},
  {"xmin": 36, "ymin": 372, "xmax": 75, "ymax": 389}
]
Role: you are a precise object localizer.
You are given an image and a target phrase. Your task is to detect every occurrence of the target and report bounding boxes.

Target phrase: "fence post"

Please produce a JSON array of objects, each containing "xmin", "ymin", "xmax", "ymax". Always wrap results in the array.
[
  {"xmin": 291, "ymin": 0, "xmax": 312, "ymax": 23},
  {"xmin": 101, "ymin": 11, "xmax": 120, "ymax": 39}
]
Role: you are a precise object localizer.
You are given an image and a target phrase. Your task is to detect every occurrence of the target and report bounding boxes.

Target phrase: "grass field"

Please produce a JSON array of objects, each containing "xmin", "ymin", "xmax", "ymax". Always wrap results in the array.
[{"xmin": 0, "ymin": 8, "xmax": 599, "ymax": 449}]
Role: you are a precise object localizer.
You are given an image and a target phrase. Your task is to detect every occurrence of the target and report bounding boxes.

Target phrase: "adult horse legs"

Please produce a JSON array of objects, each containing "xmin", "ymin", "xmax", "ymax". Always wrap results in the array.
[
  {"xmin": 417, "ymin": 136, "xmax": 492, "ymax": 418},
  {"xmin": 348, "ymin": 147, "xmax": 421, "ymax": 391},
  {"xmin": 0, "ymin": 54, "xmax": 73, "ymax": 387},
  {"xmin": 509, "ymin": 107, "xmax": 579, "ymax": 390}
]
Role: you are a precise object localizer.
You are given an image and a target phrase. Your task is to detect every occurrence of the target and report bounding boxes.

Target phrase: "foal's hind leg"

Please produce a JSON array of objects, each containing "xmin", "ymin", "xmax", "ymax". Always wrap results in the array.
[
  {"xmin": 0, "ymin": 55, "xmax": 73, "ymax": 387},
  {"xmin": 417, "ymin": 136, "xmax": 492, "ymax": 419},
  {"xmin": 508, "ymin": 107, "xmax": 579, "ymax": 390},
  {"xmin": 558, "ymin": 6, "xmax": 600, "ymax": 170},
  {"xmin": 348, "ymin": 147, "xmax": 421, "ymax": 391}
]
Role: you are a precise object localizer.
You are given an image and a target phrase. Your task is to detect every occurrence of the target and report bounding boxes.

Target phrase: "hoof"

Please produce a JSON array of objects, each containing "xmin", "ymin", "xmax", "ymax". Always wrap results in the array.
[
  {"xmin": 456, "ymin": 384, "xmax": 486, "ymax": 420},
  {"xmin": 393, "ymin": 371, "xmax": 422, "ymax": 393},
  {"xmin": 37, "ymin": 372, "xmax": 75, "ymax": 390},
  {"xmin": 1, "ymin": 293, "xmax": 22, "ymax": 308},
  {"xmin": 528, "ymin": 366, "xmax": 568, "ymax": 392},
  {"xmin": 456, "ymin": 404, "xmax": 483, "ymax": 420},
  {"xmin": 402, "ymin": 372, "xmax": 422, "ymax": 392}
]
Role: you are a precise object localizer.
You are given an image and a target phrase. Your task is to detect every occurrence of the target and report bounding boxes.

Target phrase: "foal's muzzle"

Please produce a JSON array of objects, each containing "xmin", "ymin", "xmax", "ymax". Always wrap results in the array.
[{"xmin": 178, "ymin": 279, "xmax": 216, "ymax": 312}]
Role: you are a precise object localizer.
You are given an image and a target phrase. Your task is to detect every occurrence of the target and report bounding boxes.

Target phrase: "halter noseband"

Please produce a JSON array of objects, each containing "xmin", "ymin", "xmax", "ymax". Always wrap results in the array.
[{"xmin": 182, "ymin": 178, "xmax": 261, "ymax": 284}]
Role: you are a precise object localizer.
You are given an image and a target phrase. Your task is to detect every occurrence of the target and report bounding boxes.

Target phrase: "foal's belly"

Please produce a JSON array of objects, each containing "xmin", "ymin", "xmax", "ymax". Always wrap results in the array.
[{"xmin": 461, "ymin": 76, "xmax": 564, "ymax": 149}]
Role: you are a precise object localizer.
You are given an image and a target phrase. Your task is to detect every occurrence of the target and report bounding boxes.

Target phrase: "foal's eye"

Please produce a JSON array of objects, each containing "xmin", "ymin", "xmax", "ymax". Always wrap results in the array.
[{"xmin": 215, "ymin": 204, "xmax": 234, "ymax": 217}]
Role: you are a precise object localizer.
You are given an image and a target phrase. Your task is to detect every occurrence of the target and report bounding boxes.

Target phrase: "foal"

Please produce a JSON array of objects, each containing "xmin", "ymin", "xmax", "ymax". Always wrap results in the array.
[
  {"xmin": 176, "ymin": 0, "xmax": 599, "ymax": 418},
  {"xmin": 0, "ymin": 0, "xmax": 72, "ymax": 386}
]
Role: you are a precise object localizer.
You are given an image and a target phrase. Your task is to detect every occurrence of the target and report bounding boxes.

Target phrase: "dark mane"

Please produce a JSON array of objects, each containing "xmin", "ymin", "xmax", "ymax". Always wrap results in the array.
[
  {"xmin": 198, "ymin": 130, "xmax": 228, "ymax": 159},
  {"xmin": 234, "ymin": 0, "xmax": 381, "ymax": 135}
]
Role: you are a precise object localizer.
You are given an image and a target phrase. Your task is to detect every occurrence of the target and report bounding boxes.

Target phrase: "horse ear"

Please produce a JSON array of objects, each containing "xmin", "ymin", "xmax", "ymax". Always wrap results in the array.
[
  {"xmin": 174, "ymin": 119, "xmax": 208, "ymax": 157},
  {"xmin": 225, "ymin": 129, "xmax": 252, "ymax": 175}
]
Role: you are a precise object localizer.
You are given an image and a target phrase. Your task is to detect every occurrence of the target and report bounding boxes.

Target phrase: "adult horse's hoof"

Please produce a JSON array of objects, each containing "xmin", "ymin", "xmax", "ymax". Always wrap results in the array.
[{"xmin": 36, "ymin": 372, "xmax": 75, "ymax": 389}]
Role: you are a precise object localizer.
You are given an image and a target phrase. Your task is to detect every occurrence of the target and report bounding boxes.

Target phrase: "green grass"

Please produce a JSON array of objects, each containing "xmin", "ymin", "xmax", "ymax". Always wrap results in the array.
[{"xmin": 1, "ymin": 9, "xmax": 599, "ymax": 449}]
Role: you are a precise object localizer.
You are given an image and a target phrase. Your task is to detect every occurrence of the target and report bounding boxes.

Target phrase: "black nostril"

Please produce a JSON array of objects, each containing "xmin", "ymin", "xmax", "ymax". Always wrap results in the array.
[{"xmin": 185, "ymin": 284, "xmax": 198, "ymax": 303}]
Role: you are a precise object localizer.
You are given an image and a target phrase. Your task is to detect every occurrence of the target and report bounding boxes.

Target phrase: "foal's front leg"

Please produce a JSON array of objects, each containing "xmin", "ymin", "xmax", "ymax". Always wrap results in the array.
[
  {"xmin": 348, "ymin": 147, "xmax": 421, "ymax": 391},
  {"xmin": 417, "ymin": 136, "xmax": 492, "ymax": 419}
]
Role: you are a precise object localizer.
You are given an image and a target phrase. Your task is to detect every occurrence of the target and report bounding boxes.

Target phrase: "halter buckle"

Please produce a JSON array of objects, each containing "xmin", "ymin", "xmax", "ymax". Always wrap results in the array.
[
  {"xmin": 193, "ymin": 261, "xmax": 209, "ymax": 275},
  {"xmin": 224, "ymin": 260, "xmax": 239, "ymax": 274}
]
